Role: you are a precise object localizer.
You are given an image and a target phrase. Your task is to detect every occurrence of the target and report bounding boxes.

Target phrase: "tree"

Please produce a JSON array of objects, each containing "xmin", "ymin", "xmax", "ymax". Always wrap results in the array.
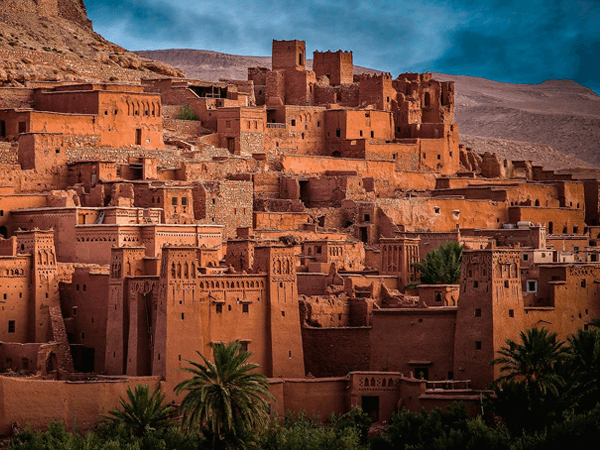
[
  {"xmin": 489, "ymin": 328, "xmax": 569, "ymax": 431},
  {"xmin": 412, "ymin": 240, "xmax": 463, "ymax": 285},
  {"xmin": 175, "ymin": 341, "xmax": 273, "ymax": 449},
  {"xmin": 491, "ymin": 327, "xmax": 566, "ymax": 394},
  {"xmin": 105, "ymin": 384, "xmax": 176, "ymax": 437},
  {"xmin": 566, "ymin": 325, "xmax": 600, "ymax": 410}
]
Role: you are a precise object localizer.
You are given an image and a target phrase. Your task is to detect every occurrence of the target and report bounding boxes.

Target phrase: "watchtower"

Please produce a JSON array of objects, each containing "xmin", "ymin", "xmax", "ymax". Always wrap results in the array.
[
  {"xmin": 272, "ymin": 40, "xmax": 306, "ymax": 71},
  {"xmin": 313, "ymin": 50, "xmax": 353, "ymax": 85}
]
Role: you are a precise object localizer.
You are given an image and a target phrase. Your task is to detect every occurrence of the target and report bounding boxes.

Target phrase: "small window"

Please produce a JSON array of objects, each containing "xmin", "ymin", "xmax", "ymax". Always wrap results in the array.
[
  {"xmin": 581, "ymin": 279, "xmax": 587, "ymax": 288},
  {"xmin": 504, "ymin": 280, "xmax": 509, "ymax": 288},
  {"xmin": 336, "ymin": 128, "xmax": 341, "ymax": 138},
  {"xmin": 242, "ymin": 304, "xmax": 249, "ymax": 313},
  {"xmin": 527, "ymin": 280, "xmax": 537, "ymax": 293},
  {"xmin": 8, "ymin": 320, "xmax": 15, "ymax": 333},
  {"xmin": 475, "ymin": 341, "xmax": 482, "ymax": 350},
  {"xmin": 281, "ymin": 310, "xmax": 286, "ymax": 317},
  {"xmin": 181, "ymin": 313, "xmax": 185, "ymax": 320},
  {"xmin": 317, "ymin": 120, "xmax": 321, "ymax": 127},
  {"xmin": 172, "ymin": 197, "xmax": 178, "ymax": 206},
  {"xmin": 370, "ymin": 131, "xmax": 374, "ymax": 138},
  {"xmin": 475, "ymin": 309, "xmax": 481, "ymax": 317},
  {"xmin": 364, "ymin": 214, "xmax": 370, "ymax": 222},
  {"xmin": 434, "ymin": 206, "xmax": 440, "ymax": 214},
  {"xmin": 523, "ymin": 254, "xmax": 529, "ymax": 261},
  {"xmin": 509, "ymin": 309, "xmax": 514, "ymax": 318},
  {"xmin": 181, "ymin": 197, "xmax": 187, "ymax": 206},
  {"xmin": 291, "ymin": 119, "xmax": 296, "ymax": 126},
  {"xmin": 359, "ymin": 130, "xmax": 363, "ymax": 137},
  {"xmin": 473, "ymin": 280, "xmax": 479, "ymax": 288},
  {"xmin": 216, "ymin": 304, "xmax": 223, "ymax": 314},
  {"xmin": 81, "ymin": 332, "xmax": 85, "ymax": 340},
  {"xmin": 72, "ymin": 306, "xmax": 78, "ymax": 316},
  {"xmin": 437, "ymin": 154, "xmax": 441, "ymax": 160},
  {"xmin": 226, "ymin": 120, "xmax": 232, "ymax": 128},
  {"xmin": 240, "ymin": 341, "xmax": 249, "ymax": 352}
]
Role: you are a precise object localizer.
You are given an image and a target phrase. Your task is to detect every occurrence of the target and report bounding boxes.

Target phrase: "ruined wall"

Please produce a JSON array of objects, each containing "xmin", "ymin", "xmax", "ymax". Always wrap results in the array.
[
  {"xmin": 282, "ymin": 155, "xmax": 437, "ymax": 191},
  {"xmin": 195, "ymin": 180, "xmax": 253, "ymax": 239},
  {"xmin": 0, "ymin": 88, "xmax": 35, "ymax": 109},
  {"xmin": 378, "ymin": 197, "xmax": 508, "ymax": 232}
]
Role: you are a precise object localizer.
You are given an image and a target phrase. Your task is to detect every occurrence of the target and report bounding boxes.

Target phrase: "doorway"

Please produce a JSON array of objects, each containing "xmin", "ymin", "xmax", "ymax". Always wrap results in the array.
[{"xmin": 361, "ymin": 396, "xmax": 379, "ymax": 422}]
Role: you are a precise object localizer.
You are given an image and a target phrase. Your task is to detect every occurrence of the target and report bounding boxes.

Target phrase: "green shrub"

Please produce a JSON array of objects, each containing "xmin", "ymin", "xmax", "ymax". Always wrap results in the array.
[{"xmin": 178, "ymin": 105, "xmax": 199, "ymax": 121}]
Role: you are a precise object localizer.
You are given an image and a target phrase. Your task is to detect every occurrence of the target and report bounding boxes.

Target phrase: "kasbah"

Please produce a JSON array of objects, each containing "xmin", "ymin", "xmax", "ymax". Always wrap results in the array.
[{"xmin": 0, "ymin": 28, "xmax": 597, "ymax": 431}]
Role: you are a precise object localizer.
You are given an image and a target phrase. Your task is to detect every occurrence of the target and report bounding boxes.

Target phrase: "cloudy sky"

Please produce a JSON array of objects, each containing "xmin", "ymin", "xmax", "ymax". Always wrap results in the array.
[{"xmin": 86, "ymin": 0, "xmax": 600, "ymax": 94}]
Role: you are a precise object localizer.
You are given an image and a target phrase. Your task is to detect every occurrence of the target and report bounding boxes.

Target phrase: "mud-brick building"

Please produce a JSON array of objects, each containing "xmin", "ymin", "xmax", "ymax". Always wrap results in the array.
[
  {"xmin": 0, "ymin": 230, "xmax": 73, "ymax": 375},
  {"xmin": 0, "ymin": 83, "xmax": 163, "ymax": 150},
  {"xmin": 104, "ymin": 242, "xmax": 305, "ymax": 392}
]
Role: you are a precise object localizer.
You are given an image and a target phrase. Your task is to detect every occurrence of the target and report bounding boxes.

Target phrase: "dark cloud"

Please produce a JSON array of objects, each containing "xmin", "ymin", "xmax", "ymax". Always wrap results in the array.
[{"xmin": 85, "ymin": 0, "xmax": 600, "ymax": 94}]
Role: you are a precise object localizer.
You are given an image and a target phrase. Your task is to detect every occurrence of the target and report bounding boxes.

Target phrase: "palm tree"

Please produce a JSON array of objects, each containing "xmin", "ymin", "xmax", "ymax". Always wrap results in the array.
[
  {"xmin": 412, "ymin": 240, "xmax": 463, "ymax": 285},
  {"xmin": 175, "ymin": 341, "xmax": 274, "ymax": 449},
  {"xmin": 489, "ymin": 328, "xmax": 570, "ymax": 431},
  {"xmin": 491, "ymin": 327, "xmax": 566, "ymax": 395},
  {"xmin": 566, "ymin": 326, "xmax": 600, "ymax": 410},
  {"xmin": 105, "ymin": 384, "xmax": 176, "ymax": 437}
]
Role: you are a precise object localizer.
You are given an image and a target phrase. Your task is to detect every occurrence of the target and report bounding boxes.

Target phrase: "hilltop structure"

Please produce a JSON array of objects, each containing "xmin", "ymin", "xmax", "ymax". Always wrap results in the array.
[{"xmin": 0, "ymin": 38, "xmax": 599, "ymax": 431}]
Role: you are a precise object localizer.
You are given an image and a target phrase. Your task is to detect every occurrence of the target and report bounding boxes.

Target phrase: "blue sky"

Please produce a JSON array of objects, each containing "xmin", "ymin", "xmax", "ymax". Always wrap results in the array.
[{"xmin": 86, "ymin": 0, "xmax": 600, "ymax": 94}]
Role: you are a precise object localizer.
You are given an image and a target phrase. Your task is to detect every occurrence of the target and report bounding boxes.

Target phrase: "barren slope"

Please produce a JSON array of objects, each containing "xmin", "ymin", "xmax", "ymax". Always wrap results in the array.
[
  {"xmin": 0, "ymin": 2, "xmax": 184, "ymax": 87},
  {"xmin": 433, "ymin": 74, "xmax": 600, "ymax": 168}
]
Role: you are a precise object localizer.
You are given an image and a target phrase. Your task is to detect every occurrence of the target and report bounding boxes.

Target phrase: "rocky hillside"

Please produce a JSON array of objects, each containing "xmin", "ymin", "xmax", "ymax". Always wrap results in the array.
[
  {"xmin": 434, "ymin": 74, "xmax": 600, "ymax": 169},
  {"xmin": 459, "ymin": 135, "xmax": 595, "ymax": 171},
  {"xmin": 0, "ymin": 0, "xmax": 184, "ymax": 86},
  {"xmin": 140, "ymin": 49, "xmax": 600, "ymax": 170}
]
